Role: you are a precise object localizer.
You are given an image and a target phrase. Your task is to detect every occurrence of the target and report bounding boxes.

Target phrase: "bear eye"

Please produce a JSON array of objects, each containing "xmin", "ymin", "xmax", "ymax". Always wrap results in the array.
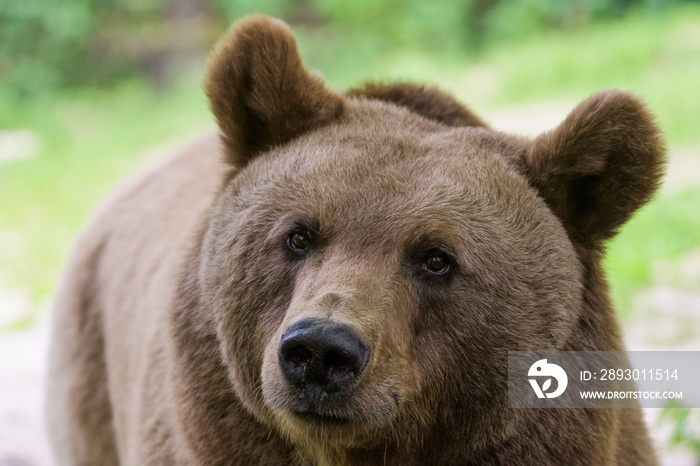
[
  {"xmin": 424, "ymin": 254, "xmax": 450, "ymax": 275},
  {"xmin": 287, "ymin": 231, "xmax": 311, "ymax": 252}
]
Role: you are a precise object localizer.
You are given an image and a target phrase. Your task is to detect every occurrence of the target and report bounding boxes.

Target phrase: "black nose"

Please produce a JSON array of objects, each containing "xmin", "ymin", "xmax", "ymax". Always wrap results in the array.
[{"xmin": 279, "ymin": 319, "xmax": 370, "ymax": 399}]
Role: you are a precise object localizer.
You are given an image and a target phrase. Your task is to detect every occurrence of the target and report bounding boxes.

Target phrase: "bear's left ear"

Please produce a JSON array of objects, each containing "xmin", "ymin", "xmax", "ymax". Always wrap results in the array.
[
  {"xmin": 205, "ymin": 15, "xmax": 345, "ymax": 167},
  {"xmin": 523, "ymin": 90, "xmax": 666, "ymax": 245}
]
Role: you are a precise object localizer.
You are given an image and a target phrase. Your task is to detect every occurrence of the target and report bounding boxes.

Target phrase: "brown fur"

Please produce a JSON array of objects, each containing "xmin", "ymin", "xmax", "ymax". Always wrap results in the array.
[
  {"xmin": 347, "ymin": 82, "xmax": 488, "ymax": 128},
  {"xmin": 47, "ymin": 15, "xmax": 665, "ymax": 466}
]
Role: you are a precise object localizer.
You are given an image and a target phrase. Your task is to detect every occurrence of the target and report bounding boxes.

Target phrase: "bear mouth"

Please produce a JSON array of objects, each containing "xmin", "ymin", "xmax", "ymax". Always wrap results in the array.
[{"xmin": 290, "ymin": 409, "xmax": 354, "ymax": 426}]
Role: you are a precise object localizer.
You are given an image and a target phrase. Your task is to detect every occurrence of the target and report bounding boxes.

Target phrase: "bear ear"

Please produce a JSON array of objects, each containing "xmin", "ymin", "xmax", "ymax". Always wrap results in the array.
[
  {"xmin": 523, "ymin": 90, "xmax": 666, "ymax": 245},
  {"xmin": 205, "ymin": 15, "xmax": 345, "ymax": 167},
  {"xmin": 347, "ymin": 82, "xmax": 488, "ymax": 128}
]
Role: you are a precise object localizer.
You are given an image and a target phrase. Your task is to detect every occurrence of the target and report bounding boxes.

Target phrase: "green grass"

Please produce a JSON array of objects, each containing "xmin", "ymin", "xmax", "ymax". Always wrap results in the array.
[
  {"xmin": 0, "ymin": 77, "xmax": 214, "ymax": 326},
  {"xmin": 605, "ymin": 187, "xmax": 700, "ymax": 318},
  {"xmin": 2, "ymin": 6, "xmax": 700, "ymax": 328}
]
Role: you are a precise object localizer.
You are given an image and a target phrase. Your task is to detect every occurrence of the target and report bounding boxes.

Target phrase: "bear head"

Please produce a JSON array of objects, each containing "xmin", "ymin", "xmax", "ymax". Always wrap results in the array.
[{"xmin": 182, "ymin": 14, "xmax": 665, "ymax": 463}]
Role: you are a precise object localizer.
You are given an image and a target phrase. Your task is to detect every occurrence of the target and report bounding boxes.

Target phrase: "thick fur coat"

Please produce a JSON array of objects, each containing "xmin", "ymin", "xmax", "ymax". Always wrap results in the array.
[{"xmin": 47, "ymin": 15, "xmax": 665, "ymax": 466}]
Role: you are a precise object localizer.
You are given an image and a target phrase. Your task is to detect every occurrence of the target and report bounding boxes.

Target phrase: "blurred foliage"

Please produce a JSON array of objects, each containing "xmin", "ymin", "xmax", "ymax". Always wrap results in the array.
[
  {"xmin": 659, "ymin": 401, "xmax": 700, "ymax": 457},
  {"xmin": 2, "ymin": 0, "xmax": 700, "ymax": 98},
  {"xmin": 0, "ymin": 0, "xmax": 222, "ymax": 96}
]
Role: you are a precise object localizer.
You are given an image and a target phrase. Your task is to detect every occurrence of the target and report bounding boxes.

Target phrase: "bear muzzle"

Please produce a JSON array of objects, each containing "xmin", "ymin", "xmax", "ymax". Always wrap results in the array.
[{"xmin": 278, "ymin": 318, "xmax": 370, "ymax": 407}]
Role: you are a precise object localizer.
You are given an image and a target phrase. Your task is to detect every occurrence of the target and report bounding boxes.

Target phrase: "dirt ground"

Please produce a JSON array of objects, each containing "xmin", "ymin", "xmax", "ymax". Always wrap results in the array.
[{"xmin": 0, "ymin": 324, "xmax": 52, "ymax": 466}]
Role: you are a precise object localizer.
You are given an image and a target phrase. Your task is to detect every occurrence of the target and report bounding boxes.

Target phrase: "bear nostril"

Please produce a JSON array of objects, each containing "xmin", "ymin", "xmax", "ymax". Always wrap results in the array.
[
  {"xmin": 324, "ymin": 350, "xmax": 351, "ymax": 374},
  {"xmin": 286, "ymin": 345, "xmax": 313, "ymax": 367},
  {"xmin": 278, "ymin": 319, "xmax": 370, "ymax": 398}
]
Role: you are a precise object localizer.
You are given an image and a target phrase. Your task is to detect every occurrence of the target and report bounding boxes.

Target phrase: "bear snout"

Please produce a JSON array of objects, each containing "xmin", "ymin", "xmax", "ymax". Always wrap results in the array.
[{"xmin": 278, "ymin": 318, "xmax": 370, "ymax": 402}]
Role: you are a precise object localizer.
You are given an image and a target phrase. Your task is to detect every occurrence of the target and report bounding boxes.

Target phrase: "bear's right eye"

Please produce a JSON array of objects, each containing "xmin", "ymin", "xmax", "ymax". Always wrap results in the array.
[{"xmin": 286, "ymin": 231, "xmax": 311, "ymax": 253}]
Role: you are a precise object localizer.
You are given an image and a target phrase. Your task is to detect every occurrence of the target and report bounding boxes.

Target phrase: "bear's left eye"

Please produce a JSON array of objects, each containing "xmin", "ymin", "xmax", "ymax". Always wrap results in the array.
[
  {"xmin": 287, "ymin": 231, "xmax": 311, "ymax": 253},
  {"xmin": 423, "ymin": 254, "xmax": 450, "ymax": 275}
]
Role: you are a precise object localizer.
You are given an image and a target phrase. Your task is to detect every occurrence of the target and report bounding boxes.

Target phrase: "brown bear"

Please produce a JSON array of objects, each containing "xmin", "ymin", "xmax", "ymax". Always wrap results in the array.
[{"xmin": 46, "ymin": 14, "xmax": 665, "ymax": 466}]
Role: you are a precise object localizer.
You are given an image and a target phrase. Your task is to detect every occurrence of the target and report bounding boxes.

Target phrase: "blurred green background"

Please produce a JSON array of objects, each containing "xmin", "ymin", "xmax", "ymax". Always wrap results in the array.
[{"xmin": 1, "ymin": 0, "xmax": 700, "ymax": 461}]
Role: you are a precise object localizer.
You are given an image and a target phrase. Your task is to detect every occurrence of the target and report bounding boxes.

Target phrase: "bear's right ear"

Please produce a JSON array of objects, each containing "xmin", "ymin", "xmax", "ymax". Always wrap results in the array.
[{"xmin": 205, "ymin": 15, "xmax": 345, "ymax": 167}]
